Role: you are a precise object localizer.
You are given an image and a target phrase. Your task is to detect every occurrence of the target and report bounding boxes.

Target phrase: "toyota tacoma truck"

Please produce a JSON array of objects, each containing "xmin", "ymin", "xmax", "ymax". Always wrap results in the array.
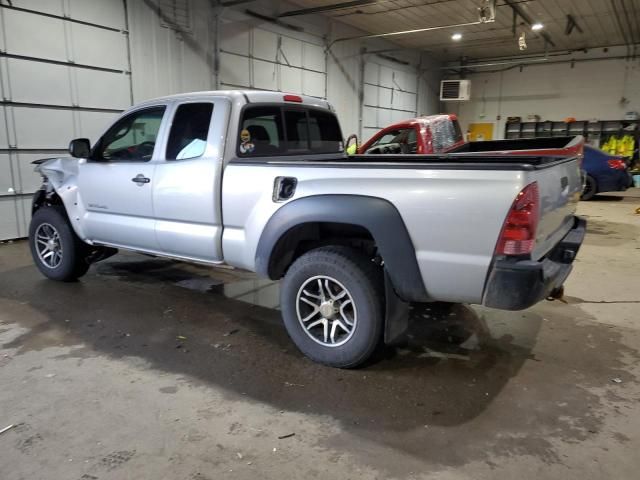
[{"xmin": 29, "ymin": 90, "xmax": 586, "ymax": 368}]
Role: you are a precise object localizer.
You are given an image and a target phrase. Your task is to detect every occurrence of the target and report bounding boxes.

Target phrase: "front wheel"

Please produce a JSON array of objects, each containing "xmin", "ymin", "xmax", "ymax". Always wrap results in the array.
[
  {"xmin": 29, "ymin": 206, "xmax": 90, "ymax": 281},
  {"xmin": 280, "ymin": 246, "xmax": 384, "ymax": 368}
]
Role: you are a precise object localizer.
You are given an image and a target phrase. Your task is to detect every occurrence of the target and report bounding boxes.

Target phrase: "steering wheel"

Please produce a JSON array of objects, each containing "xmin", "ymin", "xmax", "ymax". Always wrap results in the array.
[{"xmin": 136, "ymin": 141, "xmax": 156, "ymax": 159}]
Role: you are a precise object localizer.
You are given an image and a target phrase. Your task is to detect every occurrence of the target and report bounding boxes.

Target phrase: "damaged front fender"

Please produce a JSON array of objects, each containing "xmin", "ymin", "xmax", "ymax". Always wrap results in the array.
[{"xmin": 32, "ymin": 157, "xmax": 90, "ymax": 241}]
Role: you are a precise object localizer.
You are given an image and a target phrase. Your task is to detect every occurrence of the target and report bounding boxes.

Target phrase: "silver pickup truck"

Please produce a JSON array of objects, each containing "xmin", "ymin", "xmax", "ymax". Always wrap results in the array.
[{"xmin": 29, "ymin": 90, "xmax": 586, "ymax": 367}]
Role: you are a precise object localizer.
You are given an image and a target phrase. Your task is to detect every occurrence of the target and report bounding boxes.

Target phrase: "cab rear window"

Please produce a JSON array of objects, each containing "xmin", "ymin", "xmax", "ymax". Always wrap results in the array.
[{"xmin": 238, "ymin": 106, "xmax": 342, "ymax": 156}]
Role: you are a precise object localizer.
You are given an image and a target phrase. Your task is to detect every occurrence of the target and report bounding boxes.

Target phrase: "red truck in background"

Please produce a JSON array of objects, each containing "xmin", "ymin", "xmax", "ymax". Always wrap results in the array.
[{"xmin": 357, "ymin": 114, "xmax": 465, "ymax": 155}]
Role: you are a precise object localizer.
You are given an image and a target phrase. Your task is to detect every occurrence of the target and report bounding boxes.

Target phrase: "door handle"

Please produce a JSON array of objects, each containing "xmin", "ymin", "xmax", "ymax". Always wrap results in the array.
[{"xmin": 131, "ymin": 174, "xmax": 150, "ymax": 186}]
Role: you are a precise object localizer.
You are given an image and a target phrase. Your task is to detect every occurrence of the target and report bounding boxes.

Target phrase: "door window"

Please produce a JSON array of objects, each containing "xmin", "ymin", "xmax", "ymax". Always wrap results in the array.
[
  {"xmin": 93, "ymin": 106, "xmax": 166, "ymax": 162},
  {"xmin": 166, "ymin": 103, "xmax": 214, "ymax": 160},
  {"xmin": 367, "ymin": 128, "xmax": 417, "ymax": 154}
]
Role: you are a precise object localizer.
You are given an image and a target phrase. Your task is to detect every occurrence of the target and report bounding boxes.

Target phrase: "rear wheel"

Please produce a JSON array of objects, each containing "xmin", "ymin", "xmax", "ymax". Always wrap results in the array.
[
  {"xmin": 581, "ymin": 175, "xmax": 597, "ymax": 200},
  {"xmin": 280, "ymin": 246, "xmax": 384, "ymax": 368},
  {"xmin": 29, "ymin": 206, "xmax": 90, "ymax": 281}
]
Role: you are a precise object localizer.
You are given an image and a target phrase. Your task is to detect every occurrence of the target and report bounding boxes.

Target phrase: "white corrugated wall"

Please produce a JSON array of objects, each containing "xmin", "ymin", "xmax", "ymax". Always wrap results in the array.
[{"xmin": 0, "ymin": 0, "xmax": 442, "ymax": 240}]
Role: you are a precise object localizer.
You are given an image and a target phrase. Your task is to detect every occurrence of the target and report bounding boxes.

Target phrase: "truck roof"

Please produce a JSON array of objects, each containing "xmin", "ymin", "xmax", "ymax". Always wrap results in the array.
[{"xmin": 133, "ymin": 90, "xmax": 333, "ymax": 111}]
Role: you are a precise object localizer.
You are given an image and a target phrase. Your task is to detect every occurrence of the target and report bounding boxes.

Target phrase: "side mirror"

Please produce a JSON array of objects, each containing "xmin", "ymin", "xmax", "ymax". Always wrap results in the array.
[
  {"xmin": 69, "ymin": 138, "xmax": 91, "ymax": 158},
  {"xmin": 345, "ymin": 134, "xmax": 359, "ymax": 155}
]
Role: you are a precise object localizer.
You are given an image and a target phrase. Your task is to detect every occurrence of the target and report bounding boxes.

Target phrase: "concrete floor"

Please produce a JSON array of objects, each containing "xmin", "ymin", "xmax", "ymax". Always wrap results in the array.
[{"xmin": 1, "ymin": 192, "xmax": 639, "ymax": 480}]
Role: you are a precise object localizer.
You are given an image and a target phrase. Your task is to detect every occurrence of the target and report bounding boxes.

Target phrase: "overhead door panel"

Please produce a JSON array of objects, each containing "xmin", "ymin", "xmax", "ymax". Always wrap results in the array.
[
  {"xmin": 2, "ymin": 9, "xmax": 67, "ymax": 61},
  {"xmin": 219, "ymin": 52, "xmax": 250, "ymax": 88},
  {"xmin": 68, "ymin": 0, "xmax": 125, "ymax": 29},
  {"xmin": 77, "ymin": 112, "xmax": 120, "ymax": 144},
  {"xmin": 0, "ymin": 154, "xmax": 13, "ymax": 194},
  {"xmin": 76, "ymin": 70, "xmax": 130, "ymax": 109},
  {"xmin": 281, "ymin": 65, "xmax": 302, "ymax": 94},
  {"xmin": 0, "ymin": 1, "xmax": 131, "ymax": 240},
  {"xmin": 70, "ymin": 24, "xmax": 128, "ymax": 70},
  {"xmin": 12, "ymin": 108, "xmax": 74, "ymax": 149},
  {"xmin": 362, "ymin": 57, "xmax": 418, "ymax": 136},
  {"xmin": 281, "ymin": 36, "xmax": 302, "ymax": 67},
  {"xmin": 218, "ymin": 16, "xmax": 326, "ymax": 98},
  {"xmin": 253, "ymin": 28, "xmax": 278, "ymax": 61},
  {"xmin": 253, "ymin": 60, "xmax": 277, "ymax": 91},
  {"xmin": 7, "ymin": 59, "xmax": 72, "ymax": 106},
  {"xmin": 10, "ymin": 0, "xmax": 63, "ymax": 16},
  {"xmin": 0, "ymin": 198, "xmax": 20, "ymax": 240}
]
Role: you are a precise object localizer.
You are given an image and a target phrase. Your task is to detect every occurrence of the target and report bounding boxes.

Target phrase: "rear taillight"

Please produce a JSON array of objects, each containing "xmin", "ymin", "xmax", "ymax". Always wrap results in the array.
[
  {"xmin": 495, "ymin": 182, "xmax": 539, "ymax": 256},
  {"xmin": 607, "ymin": 158, "xmax": 626, "ymax": 170}
]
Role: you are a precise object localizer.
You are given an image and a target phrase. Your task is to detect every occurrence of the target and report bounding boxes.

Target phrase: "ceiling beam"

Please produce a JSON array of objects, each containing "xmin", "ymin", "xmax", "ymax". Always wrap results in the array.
[
  {"xmin": 503, "ymin": 0, "xmax": 556, "ymax": 48},
  {"xmin": 279, "ymin": 0, "xmax": 380, "ymax": 18}
]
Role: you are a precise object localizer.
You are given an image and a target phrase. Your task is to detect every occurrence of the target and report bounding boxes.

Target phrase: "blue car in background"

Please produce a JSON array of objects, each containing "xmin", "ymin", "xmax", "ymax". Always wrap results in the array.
[{"xmin": 581, "ymin": 145, "xmax": 632, "ymax": 200}]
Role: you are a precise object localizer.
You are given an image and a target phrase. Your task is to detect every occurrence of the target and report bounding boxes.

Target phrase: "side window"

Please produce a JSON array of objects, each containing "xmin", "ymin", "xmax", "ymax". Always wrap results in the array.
[
  {"xmin": 238, "ymin": 106, "xmax": 343, "ymax": 157},
  {"xmin": 432, "ymin": 121, "xmax": 458, "ymax": 152},
  {"xmin": 93, "ymin": 106, "xmax": 166, "ymax": 162},
  {"xmin": 166, "ymin": 103, "xmax": 214, "ymax": 160},
  {"xmin": 239, "ymin": 107, "xmax": 283, "ymax": 156}
]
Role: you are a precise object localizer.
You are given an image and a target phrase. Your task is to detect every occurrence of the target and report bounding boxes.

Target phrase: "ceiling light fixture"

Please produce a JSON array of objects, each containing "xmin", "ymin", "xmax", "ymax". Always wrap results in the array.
[
  {"xmin": 451, "ymin": 33, "xmax": 462, "ymax": 41},
  {"xmin": 531, "ymin": 23, "xmax": 544, "ymax": 31}
]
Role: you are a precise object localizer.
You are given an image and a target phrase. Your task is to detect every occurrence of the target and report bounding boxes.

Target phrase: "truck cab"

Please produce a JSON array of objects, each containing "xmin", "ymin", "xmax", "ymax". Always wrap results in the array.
[{"xmin": 358, "ymin": 114, "xmax": 464, "ymax": 155}]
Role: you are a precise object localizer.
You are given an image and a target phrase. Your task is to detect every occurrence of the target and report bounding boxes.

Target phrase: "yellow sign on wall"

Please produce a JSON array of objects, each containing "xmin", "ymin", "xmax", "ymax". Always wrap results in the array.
[{"xmin": 468, "ymin": 123, "xmax": 494, "ymax": 142}]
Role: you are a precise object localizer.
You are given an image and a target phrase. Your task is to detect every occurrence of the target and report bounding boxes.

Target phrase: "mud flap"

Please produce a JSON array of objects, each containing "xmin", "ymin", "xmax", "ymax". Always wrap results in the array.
[{"xmin": 384, "ymin": 271, "xmax": 410, "ymax": 345}]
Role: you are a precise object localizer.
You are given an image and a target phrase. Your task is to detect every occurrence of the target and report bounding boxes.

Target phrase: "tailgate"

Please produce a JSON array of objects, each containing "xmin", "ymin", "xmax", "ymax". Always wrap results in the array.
[{"xmin": 529, "ymin": 156, "xmax": 583, "ymax": 261}]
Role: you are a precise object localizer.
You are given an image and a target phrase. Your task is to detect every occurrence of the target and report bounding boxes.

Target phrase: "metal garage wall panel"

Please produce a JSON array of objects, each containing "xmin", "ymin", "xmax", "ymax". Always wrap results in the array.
[
  {"xmin": 280, "ymin": 36, "xmax": 302, "ymax": 68},
  {"xmin": 16, "ymin": 195, "xmax": 31, "ymax": 237},
  {"xmin": 68, "ymin": 0, "xmax": 125, "ymax": 29},
  {"xmin": 364, "ymin": 62, "xmax": 379, "ymax": 82},
  {"xmin": 220, "ymin": 22, "xmax": 250, "ymax": 55},
  {"xmin": 0, "ymin": 154, "xmax": 13, "ymax": 194},
  {"xmin": 70, "ymin": 24, "xmax": 128, "ymax": 70},
  {"xmin": 253, "ymin": 28, "xmax": 278, "ymax": 61},
  {"xmin": 13, "ymin": 152, "xmax": 49, "ymax": 195},
  {"xmin": 76, "ymin": 70, "xmax": 130, "ymax": 109},
  {"xmin": 362, "ymin": 106, "xmax": 377, "ymax": 129},
  {"xmin": 219, "ymin": 52, "xmax": 250, "ymax": 88},
  {"xmin": 377, "ymin": 108, "xmax": 392, "ymax": 129},
  {"xmin": 0, "ymin": 198, "xmax": 19, "ymax": 240},
  {"xmin": 6, "ymin": 58, "xmax": 73, "ymax": 106},
  {"xmin": 10, "ymin": 0, "xmax": 63, "ymax": 16},
  {"xmin": 392, "ymin": 109, "xmax": 408, "ymax": 123},
  {"xmin": 363, "ymin": 84, "xmax": 377, "ymax": 107},
  {"xmin": 253, "ymin": 60, "xmax": 277, "ymax": 91},
  {"xmin": 380, "ymin": 66, "xmax": 394, "ymax": 88},
  {"xmin": 77, "ymin": 111, "xmax": 119, "ymax": 144},
  {"xmin": 12, "ymin": 107, "xmax": 74, "ymax": 149},
  {"xmin": 2, "ymin": 9, "xmax": 67, "ymax": 61},
  {"xmin": 302, "ymin": 70, "xmax": 325, "ymax": 98},
  {"xmin": 0, "ymin": 107, "xmax": 8, "ymax": 147},
  {"xmin": 362, "ymin": 127, "xmax": 379, "ymax": 143},
  {"xmin": 379, "ymin": 88, "xmax": 392, "ymax": 108},
  {"xmin": 281, "ymin": 66, "xmax": 302, "ymax": 94},
  {"xmin": 302, "ymin": 43, "xmax": 324, "ymax": 72}
]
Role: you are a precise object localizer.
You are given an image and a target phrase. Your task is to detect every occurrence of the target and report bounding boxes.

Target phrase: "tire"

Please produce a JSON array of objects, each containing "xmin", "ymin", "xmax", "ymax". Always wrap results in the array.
[
  {"xmin": 581, "ymin": 175, "xmax": 597, "ymax": 201},
  {"xmin": 280, "ymin": 246, "xmax": 384, "ymax": 368},
  {"xmin": 29, "ymin": 206, "xmax": 90, "ymax": 281}
]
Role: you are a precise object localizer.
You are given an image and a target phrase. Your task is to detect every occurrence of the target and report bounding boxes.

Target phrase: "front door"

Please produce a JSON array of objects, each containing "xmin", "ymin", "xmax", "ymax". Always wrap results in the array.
[{"xmin": 78, "ymin": 106, "xmax": 166, "ymax": 251}]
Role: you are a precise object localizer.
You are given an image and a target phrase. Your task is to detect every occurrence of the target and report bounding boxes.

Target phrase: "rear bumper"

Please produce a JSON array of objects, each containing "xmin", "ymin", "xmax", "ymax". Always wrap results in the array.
[{"xmin": 482, "ymin": 217, "xmax": 586, "ymax": 310}]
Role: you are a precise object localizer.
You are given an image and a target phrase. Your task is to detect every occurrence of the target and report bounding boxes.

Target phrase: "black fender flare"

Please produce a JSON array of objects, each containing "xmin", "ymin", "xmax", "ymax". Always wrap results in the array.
[{"xmin": 255, "ymin": 194, "xmax": 428, "ymax": 303}]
